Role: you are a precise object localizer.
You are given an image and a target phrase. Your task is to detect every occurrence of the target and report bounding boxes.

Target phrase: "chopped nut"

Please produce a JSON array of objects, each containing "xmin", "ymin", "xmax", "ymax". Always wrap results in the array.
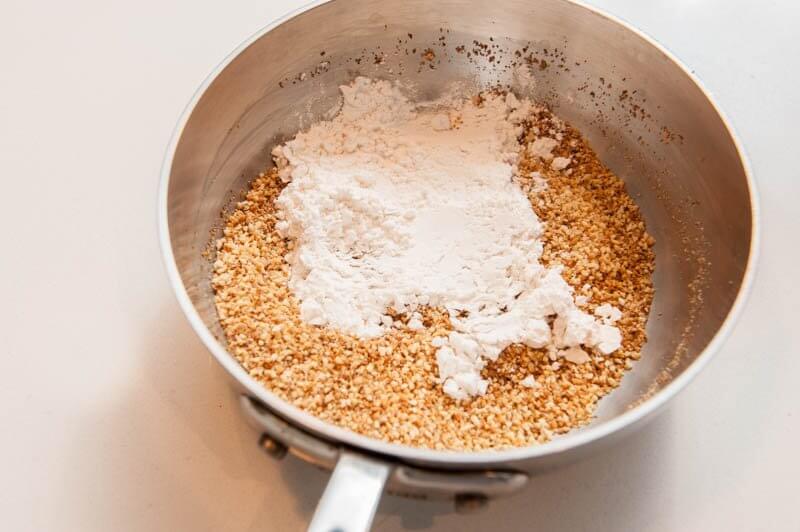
[{"xmin": 211, "ymin": 98, "xmax": 655, "ymax": 451}]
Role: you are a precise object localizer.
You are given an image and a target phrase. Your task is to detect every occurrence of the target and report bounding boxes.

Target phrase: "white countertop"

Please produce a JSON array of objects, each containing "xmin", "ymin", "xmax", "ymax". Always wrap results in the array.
[{"xmin": 2, "ymin": 1, "xmax": 798, "ymax": 530}]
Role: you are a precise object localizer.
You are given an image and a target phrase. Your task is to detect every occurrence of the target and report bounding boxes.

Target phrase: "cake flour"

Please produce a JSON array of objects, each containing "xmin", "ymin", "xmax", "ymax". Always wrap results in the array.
[{"xmin": 272, "ymin": 77, "xmax": 622, "ymax": 400}]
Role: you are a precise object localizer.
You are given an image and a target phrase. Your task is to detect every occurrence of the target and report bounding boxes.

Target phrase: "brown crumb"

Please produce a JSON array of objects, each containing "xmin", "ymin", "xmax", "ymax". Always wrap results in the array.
[
  {"xmin": 421, "ymin": 48, "xmax": 436, "ymax": 61},
  {"xmin": 211, "ymin": 100, "xmax": 655, "ymax": 451}
]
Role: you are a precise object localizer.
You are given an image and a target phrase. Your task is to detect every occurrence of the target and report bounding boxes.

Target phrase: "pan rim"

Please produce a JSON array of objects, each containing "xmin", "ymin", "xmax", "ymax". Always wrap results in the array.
[{"xmin": 157, "ymin": 0, "xmax": 760, "ymax": 467}]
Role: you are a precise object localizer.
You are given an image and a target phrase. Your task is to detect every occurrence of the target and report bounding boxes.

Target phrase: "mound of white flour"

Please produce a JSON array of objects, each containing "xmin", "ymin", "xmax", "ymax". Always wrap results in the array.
[{"xmin": 272, "ymin": 77, "xmax": 621, "ymax": 400}]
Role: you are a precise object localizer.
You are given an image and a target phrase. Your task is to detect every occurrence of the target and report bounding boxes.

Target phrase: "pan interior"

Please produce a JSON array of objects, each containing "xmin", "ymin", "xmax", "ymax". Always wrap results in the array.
[{"xmin": 165, "ymin": 0, "xmax": 753, "ymax": 446}]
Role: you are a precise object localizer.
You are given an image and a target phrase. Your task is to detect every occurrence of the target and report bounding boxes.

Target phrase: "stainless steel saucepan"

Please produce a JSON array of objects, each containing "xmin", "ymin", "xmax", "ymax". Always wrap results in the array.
[{"xmin": 158, "ymin": 1, "xmax": 758, "ymax": 530}]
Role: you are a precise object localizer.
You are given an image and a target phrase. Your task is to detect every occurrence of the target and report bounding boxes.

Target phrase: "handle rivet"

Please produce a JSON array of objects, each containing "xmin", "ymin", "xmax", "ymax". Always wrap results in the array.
[
  {"xmin": 259, "ymin": 434, "xmax": 288, "ymax": 459},
  {"xmin": 454, "ymin": 493, "xmax": 489, "ymax": 513}
]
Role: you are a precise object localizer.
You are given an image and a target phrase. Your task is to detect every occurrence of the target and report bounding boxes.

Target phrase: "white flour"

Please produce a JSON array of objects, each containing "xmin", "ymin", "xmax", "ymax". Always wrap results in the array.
[{"xmin": 272, "ymin": 77, "xmax": 622, "ymax": 400}]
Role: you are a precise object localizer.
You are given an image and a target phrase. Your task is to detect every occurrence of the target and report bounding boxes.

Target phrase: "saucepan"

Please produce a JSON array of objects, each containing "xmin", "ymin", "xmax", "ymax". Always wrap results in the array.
[{"xmin": 158, "ymin": 0, "xmax": 758, "ymax": 530}]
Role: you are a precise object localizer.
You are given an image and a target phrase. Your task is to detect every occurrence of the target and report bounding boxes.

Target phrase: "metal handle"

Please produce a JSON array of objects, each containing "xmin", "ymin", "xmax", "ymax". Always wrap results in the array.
[
  {"xmin": 308, "ymin": 451, "xmax": 391, "ymax": 532},
  {"xmin": 239, "ymin": 395, "xmax": 529, "ymax": 525}
]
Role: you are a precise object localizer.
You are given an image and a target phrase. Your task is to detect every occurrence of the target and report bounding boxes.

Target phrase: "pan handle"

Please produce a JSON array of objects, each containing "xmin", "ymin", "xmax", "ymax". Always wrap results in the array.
[
  {"xmin": 308, "ymin": 451, "xmax": 392, "ymax": 532},
  {"xmin": 239, "ymin": 395, "xmax": 528, "ymax": 529}
]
